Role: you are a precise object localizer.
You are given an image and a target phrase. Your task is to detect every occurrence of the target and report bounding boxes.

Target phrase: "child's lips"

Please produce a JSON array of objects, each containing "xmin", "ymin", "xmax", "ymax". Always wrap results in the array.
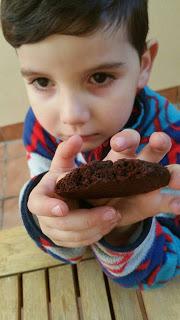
[
  {"xmin": 61, "ymin": 133, "xmax": 99, "ymax": 142},
  {"xmin": 80, "ymin": 134, "xmax": 99, "ymax": 142}
]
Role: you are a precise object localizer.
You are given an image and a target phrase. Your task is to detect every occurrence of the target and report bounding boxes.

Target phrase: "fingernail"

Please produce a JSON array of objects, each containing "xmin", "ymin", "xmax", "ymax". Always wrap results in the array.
[
  {"xmin": 103, "ymin": 209, "xmax": 116, "ymax": 221},
  {"xmin": 52, "ymin": 205, "xmax": 62, "ymax": 216},
  {"xmin": 115, "ymin": 137, "xmax": 126, "ymax": 148}
]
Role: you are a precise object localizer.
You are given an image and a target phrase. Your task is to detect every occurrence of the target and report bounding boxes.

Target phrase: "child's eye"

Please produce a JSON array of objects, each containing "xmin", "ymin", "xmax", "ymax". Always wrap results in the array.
[
  {"xmin": 89, "ymin": 72, "xmax": 115, "ymax": 87},
  {"xmin": 31, "ymin": 77, "xmax": 53, "ymax": 90}
]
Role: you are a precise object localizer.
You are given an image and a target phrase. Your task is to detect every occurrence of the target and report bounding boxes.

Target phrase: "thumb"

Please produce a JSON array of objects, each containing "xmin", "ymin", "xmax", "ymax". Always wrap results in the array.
[{"xmin": 50, "ymin": 135, "xmax": 83, "ymax": 174}]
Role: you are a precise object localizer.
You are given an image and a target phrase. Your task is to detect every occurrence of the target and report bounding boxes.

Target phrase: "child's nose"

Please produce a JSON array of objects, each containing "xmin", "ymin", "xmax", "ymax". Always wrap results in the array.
[{"xmin": 61, "ymin": 94, "xmax": 90, "ymax": 125}]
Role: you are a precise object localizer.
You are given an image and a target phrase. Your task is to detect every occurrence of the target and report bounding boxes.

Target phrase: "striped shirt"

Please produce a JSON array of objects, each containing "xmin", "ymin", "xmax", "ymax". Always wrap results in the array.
[{"xmin": 21, "ymin": 86, "xmax": 180, "ymax": 289}]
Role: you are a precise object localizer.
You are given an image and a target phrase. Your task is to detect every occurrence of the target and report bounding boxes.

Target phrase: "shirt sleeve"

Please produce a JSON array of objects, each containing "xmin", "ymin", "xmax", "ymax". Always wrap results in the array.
[{"xmin": 91, "ymin": 215, "xmax": 180, "ymax": 290}]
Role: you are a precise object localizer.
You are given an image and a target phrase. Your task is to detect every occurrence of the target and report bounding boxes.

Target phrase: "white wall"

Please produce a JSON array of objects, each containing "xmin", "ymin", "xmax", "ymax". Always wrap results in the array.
[
  {"xmin": 148, "ymin": 0, "xmax": 180, "ymax": 89},
  {"xmin": 0, "ymin": 30, "xmax": 28, "ymax": 126}
]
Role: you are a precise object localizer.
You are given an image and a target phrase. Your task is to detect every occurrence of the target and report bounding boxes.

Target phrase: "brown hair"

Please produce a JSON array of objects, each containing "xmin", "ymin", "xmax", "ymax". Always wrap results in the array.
[{"xmin": 1, "ymin": 0, "xmax": 149, "ymax": 57}]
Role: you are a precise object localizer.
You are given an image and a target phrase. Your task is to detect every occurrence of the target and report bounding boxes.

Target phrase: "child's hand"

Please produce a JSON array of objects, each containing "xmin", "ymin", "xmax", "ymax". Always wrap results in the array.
[
  {"xmin": 27, "ymin": 135, "xmax": 120, "ymax": 248},
  {"xmin": 89, "ymin": 129, "xmax": 180, "ymax": 227},
  {"xmin": 94, "ymin": 164, "xmax": 180, "ymax": 227},
  {"xmin": 101, "ymin": 162, "xmax": 180, "ymax": 246},
  {"xmin": 106, "ymin": 128, "xmax": 172, "ymax": 163}
]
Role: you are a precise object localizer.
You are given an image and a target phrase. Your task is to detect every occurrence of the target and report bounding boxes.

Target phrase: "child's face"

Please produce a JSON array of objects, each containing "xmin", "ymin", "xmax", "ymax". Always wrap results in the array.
[{"xmin": 17, "ymin": 27, "xmax": 151, "ymax": 151}]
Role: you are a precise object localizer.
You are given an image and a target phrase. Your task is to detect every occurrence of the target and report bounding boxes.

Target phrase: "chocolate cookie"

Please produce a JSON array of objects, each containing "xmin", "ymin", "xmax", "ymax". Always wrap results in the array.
[{"xmin": 55, "ymin": 158, "xmax": 170, "ymax": 199}]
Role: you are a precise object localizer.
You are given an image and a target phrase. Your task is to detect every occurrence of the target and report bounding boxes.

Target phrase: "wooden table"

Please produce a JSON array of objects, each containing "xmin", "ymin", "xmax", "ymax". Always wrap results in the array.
[{"xmin": 0, "ymin": 226, "xmax": 180, "ymax": 320}]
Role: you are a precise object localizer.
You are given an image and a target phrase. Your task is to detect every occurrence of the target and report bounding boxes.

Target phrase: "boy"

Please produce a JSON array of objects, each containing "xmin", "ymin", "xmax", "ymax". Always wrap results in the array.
[{"xmin": 1, "ymin": 0, "xmax": 180, "ymax": 290}]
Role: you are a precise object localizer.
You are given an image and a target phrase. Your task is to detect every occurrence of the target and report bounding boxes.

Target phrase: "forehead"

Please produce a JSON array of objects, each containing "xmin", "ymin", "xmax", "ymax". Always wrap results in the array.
[{"xmin": 17, "ymin": 27, "xmax": 131, "ymax": 73}]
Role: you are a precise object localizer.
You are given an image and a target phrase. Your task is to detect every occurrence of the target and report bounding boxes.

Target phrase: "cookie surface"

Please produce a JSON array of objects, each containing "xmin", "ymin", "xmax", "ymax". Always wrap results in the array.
[{"xmin": 55, "ymin": 158, "xmax": 170, "ymax": 199}]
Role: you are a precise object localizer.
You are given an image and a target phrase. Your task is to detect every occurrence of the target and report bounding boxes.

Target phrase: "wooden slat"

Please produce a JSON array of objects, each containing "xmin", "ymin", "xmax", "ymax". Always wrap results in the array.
[
  {"xmin": 23, "ymin": 270, "xmax": 49, "ymax": 320},
  {"xmin": 0, "ymin": 226, "xmax": 93, "ymax": 277},
  {"xmin": 142, "ymin": 277, "xmax": 180, "ymax": 320},
  {"xmin": 0, "ymin": 227, "xmax": 60, "ymax": 276},
  {"xmin": 108, "ymin": 280, "xmax": 144, "ymax": 320},
  {"xmin": 78, "ymin": 259, "xmax": 112, "ymax": 320},
  {"xmin": 49, "ymin": 265, "xmax": 79, "ymax": 320},
  {"xmin": 0, "ymin": 275, "xmax": 21, "ymax": 320}
]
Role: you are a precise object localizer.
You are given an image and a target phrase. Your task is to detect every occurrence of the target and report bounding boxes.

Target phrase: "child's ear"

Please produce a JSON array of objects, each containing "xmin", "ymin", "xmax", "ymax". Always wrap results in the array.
[{"xmin": 137, "ymin": 39, "xmax": 159, "ymax": 89}]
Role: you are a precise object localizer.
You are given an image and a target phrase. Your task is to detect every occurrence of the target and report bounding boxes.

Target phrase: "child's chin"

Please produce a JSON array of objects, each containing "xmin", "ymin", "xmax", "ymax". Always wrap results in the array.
[{"xmin": 81, "ymin": 139, "xmax": 104, "ymax": 152}]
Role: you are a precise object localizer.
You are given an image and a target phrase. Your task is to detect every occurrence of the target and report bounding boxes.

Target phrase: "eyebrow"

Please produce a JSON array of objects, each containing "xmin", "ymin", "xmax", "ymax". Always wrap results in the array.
[
  {"xmin": 20, "ymin": 62, "xmax": 125, "ymax": 78},
  {"xmin": 20, "ymin": 69, "xmax": 49, "ymax": 78},
  {"xmin": 85, "ymin": 62, "xmax": 126, "ymax": 73}
]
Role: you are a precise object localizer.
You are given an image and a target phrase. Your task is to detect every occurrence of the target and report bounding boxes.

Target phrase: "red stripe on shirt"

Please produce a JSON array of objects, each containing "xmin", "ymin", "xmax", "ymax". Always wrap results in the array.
[
  {"xmin": 147, "ymin": 265, "xmax": 161, "ymax": 286},
  {"xmin": 147, "ymin": 95, "xmax": 162, "ymax": 131}
]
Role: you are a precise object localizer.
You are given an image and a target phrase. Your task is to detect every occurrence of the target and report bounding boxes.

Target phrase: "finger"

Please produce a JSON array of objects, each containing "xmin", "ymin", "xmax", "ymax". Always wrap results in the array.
[
  {"xmin": 110, "ymin": 129, "xmax": 140, "ymax": 158},
  {"xmin": 44, "ymin": 221, "xmax": 117, "ymax": 248},
  {"xmin": 116, "ymin": 191, "xmax": 159, "ymax": 226},
  {"xmin": 28, "ymin": 172, "xmax": 69, "ymax": 217},
  {"xmin": 42, "ymin": 206, "xmax": 120, "ymax": 231},
  {"xmin": 105, "ymin": 129, "xmax": 140, "ymax": 162},
  {"xmin": 138, "ymin": 132, "xmax": 172, "ymax": 162},
  {"xmin": 28, "ymin": 193, "xmax": 69, "ymax": 217},
  {"xmin": 119, "ymin": 187, "xmax": 180, "ymax": 227},
  {"xmin": 49, "ymin": 234, "xmax": 103, "ymax": 248},
  {"xmin": 50, "ymin": 135, "xmax": 83, "ymax": 173}
]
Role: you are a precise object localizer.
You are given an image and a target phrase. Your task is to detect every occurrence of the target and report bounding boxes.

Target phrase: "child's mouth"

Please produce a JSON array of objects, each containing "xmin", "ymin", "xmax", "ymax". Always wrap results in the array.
[
  {"xmin": 60, "ymin": 133, "xmax": 99, "ymax": 142},
  {"xmin": 80, "ymin": 134, "xmax": 99, "ymax": 142}
]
